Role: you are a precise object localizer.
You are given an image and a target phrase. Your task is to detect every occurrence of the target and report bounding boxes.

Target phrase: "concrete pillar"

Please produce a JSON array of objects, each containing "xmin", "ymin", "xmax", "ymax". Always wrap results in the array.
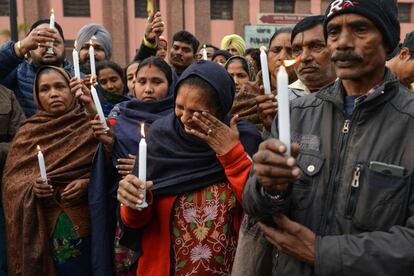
[
  {"xmin": 23, "ymin": 0, "xmax": 49, "ymax": 26},
  {"xmin": 194, "ymin": 0, "xmax": 211, "ymax": 45},
  {"xmin": 234, "ymin": 0, "xmax": 250, "ymax": 37},
  {"xmin": 102, "ymin": 0, "xmax": 129, "ymax": 66},
  {"xmin": 166, "ymin": 0, "xmax": 184, "ymax": 42}
]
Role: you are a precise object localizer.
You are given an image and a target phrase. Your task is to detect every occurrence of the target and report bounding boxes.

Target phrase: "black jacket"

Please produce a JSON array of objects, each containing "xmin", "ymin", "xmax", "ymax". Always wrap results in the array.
[{"xmin": 244, "ymin": 69, "xmax": 414, "ymax": 276}]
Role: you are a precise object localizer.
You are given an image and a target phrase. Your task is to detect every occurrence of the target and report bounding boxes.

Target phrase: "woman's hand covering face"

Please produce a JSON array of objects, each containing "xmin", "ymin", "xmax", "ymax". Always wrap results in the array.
[{"xmin": 187, "ymin": 111, "xmax": 240, "ymax": 155}]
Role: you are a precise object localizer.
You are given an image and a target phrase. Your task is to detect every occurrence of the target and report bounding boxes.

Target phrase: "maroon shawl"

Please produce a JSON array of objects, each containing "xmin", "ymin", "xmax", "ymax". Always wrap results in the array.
[{"xmin": 2, "ymin": 66, "xmax": 98, "ymax": 275}]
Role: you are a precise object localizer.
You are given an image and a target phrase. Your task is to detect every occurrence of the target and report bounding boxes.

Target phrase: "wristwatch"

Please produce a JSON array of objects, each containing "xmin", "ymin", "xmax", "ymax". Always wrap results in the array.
[{"xmin": 260, "ymin": 186, "xmax": 287, "ymax": 201}]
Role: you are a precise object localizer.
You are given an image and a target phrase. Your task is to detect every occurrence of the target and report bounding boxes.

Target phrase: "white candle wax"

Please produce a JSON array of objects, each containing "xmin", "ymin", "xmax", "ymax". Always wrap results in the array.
[
  {"xmin": 37, "ymin": 145, "xmax": 48, "ymax": 182},
  {"xmin": 202, "ymin": 45, "xmax": 208, "ymax": 61},
  {"xmin": 136, "ymin": 123, "xmax": 148, "ymax": 208},
  {"xmin": 89, "ymin": 42, "xmax": 96, "ymax": 77},
  {"xmin": 139, "ymin": 138, "xmax": 147, "ymax": 182},
  {"xmin": 90, "ymin": 86, "xmax": 109, "ymax": 131},
  {"xmin": 49, "ymin": 9, "xmax": 55, "ymax": 29},
  {"xmin": 260, "ymin": 46, "xmax": 271, "ymax": 95},
  {"xmin": 47, "ymin": 9, "xmax": 55, "ymax": 54},
  {"xmin": 277, "ymin": 65, "xmax": 291, "ymax": 156},
  {"xmin": 72, "ymin": 48, "xmax": 80, "ymax": 79}
]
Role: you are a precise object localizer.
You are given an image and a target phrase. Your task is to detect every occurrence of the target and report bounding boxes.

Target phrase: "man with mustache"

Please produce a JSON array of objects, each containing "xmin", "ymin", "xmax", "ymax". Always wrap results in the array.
[
  {"xmin": 244, "ymin": 0, "xmax": 414, "ymax": 275},
  {"xmin": 0, "ymin": 19, "xmax": 74, "ymax": 117},
  {"xmin": 387, "ymin": 31, "xmax": 414, "ymax": 88},
  {"xmin": 290, "ymin": 15, "xmax": 336, "ymax": 95},
  {"xmin": 257, "ymin": 16, "xmax": 337, "ymax": 132},
  {"xmin": 133, "ymin": 13, "xmax": 199, "ymax": 77},
  {"xmin": 169, "ymin": 30, "xmax": 200, "ymax": 76}
]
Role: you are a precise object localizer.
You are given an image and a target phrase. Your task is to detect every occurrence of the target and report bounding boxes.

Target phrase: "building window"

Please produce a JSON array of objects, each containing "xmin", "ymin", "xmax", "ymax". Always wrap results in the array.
[
  {"xmin": 274, "ymin": 0, "xmax": 295, "ymax": 13},
  {"xmin": 63, "ymin": 0, "xmax": 90, "ymax": 17},
  {"xmin": 0, "ymin": 0, "xmax": 9, "ymax": 16},
  {"xmin": 398, "ymin": 3, "xmax": 412, "ymax": 23},
  {"xmin": 135, "ymin": 0, "xmax": 160, "ymax": 18},
  {"xmin": 211, "ymin": 0, "xmax": 233, "ymax": 20}
]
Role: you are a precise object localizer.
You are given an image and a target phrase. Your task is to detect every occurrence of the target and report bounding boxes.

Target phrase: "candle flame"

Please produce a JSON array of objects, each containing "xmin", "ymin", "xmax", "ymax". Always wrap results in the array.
[
  {"xmin": 89, "ymin": 39, "xmax": 93, "ymax": 45},
  {"xmin": 51, "ymin": 8, "xmax": 54, "ymax": 14},
  {"xmin": 140, "ymin": 123, "xmax": 145, "ymax": 138},
  {"xmin": 260, "ymin": 46, "xmax": 267, "ymax": 52},
  {"xmin": 74, "ymin": 40, "xmax": 77, "ymax": 48},
  {"xmin": 283, "ymin": 58, "xmax": 299, "ymax": 67},
  {"xmin": 37, "ymin": 145, "xmax": 41, "ymax": 151},
  {"xmin": 203, "ymin": 44, "xmax": 206, "ymax": 49}
]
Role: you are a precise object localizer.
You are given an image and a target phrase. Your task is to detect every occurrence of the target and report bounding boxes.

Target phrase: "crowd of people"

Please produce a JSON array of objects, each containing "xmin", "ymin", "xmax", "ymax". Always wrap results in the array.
[{"xmin": 0, "ymin": 0, "xmax": 414, "ymax": 275}]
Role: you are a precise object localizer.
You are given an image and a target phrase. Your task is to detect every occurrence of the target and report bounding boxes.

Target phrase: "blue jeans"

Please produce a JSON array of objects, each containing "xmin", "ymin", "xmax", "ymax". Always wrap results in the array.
[{"xmin": 0, "ymin": 197, "xmax": 7, "ymax": 276}]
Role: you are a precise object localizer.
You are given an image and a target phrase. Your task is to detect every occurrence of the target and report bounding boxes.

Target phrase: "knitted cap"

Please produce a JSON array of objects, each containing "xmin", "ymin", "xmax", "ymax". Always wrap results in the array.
[{"xmin": 324, "ymin": 0, "xmax": 400, "ymax": 54}]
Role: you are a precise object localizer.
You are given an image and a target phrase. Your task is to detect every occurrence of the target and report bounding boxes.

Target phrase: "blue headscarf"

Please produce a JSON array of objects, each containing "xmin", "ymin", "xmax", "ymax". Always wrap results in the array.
[
  {"xmin": 143, "ymin": 60, "xmax": 262, "ymax": 196},
  {"xmin": 88, "ymin": 64, "xmax": 175, "ymax": 276}
]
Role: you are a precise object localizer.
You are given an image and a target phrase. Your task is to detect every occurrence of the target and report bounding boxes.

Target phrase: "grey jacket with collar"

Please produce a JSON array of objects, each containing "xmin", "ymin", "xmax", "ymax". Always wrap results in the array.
[{"xmin": 243, "ymin": 69, "xmax": 414, "ymax": 276}]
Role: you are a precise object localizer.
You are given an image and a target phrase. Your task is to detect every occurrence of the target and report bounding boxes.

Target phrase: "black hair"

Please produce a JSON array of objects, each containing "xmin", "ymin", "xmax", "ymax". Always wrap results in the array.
[
  {"xmin": 244, "ymin": 48, "xmax": 261, "ymax": 71},
  {"xmin": 124, "ymin": 60, "xmax": 140, "ymax": 77},
  {"xmin": 29, "ymin": 19, "xmax": 65, "ymax": 41},
  {"xmin": 291, "ymin": 15, "xmax": 325, "ymax": 43},
  {"xmin": 96, "ymin": 60, "xmax": 125, "ymax": 84},
  {"xmin": 224, "ymin": 56, "xmax": 255, "ymax": 81},
  {"xmin": 35, "ymin": 66, "xmax": 72, "ymax": 110},
  {"xmin": 177, "ymin": 75, "xmax": 222, "ymax": 118},
  {"xmin": 136, "ymin": 56, "xmax": 172, "ymax": 86},
  {"xmin": 173, "ymin": 30, "xmax": 200, "ymax": 54},
  {"xmin": 268, "ymin": 27, "xmax": 293, "ymax": 49}
]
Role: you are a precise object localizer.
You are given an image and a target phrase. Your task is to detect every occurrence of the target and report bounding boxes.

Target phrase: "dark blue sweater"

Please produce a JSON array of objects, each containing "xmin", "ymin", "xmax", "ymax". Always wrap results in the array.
[{"xmin": 0, "ymin": 41, "xmax": 75, "ymax": 117}]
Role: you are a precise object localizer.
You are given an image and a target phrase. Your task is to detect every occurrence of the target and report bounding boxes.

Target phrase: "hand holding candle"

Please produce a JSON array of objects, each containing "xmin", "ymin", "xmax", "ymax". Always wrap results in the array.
[
  {"xmin": 260, "ymin": 46, "xmax": 271, "ymax": 95},
  {"xmin": 37, "ymin": 145, "xmax": 48, "ymax": 182},
  {"xmin": 90, "ymin": 86, "xmax": 109, "ymax": 132},
  {"xmin": 277, "ymin": 65, "xmax": 291, "ymax": 156},
  {"xmin": 47, "ymin": 9, "xmax": 55, "ymax": 54},
  {"xmin": 136, "ymin": 122, "xmax": 148, "ymax": 208}
]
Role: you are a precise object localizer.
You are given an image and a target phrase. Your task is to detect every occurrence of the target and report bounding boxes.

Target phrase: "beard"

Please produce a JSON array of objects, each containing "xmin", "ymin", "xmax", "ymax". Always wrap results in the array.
[{"xmin": 32, "ymin": 54, "xmax": 65, "ymax": 68}]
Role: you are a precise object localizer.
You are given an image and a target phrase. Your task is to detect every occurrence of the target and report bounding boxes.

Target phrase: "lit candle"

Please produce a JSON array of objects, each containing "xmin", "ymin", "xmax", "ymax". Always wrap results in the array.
[
  {"xmin": 47, "ymin": 9, "xmax": 55, "ymax": 54},
  {"xmin": 90, "ymin": 86, "xmax": 109, "ymax": 131},
  {"xmin": 260, "ymin": 46, "xmax": 271, "ymax": 95},
  {"xmin": 72, "ymin": 41, "xmax": 80, "ymax": 79},
  {"xmin": 202, "ymin": 44, "xmax": 208, "ymax": 61},
  {"xmin": 49, "ymin": 8, "xmax": 55, "ymax": 29},
  {"xmin": 277, "ymin": 65, "xmax": 291, "ymax": 156},
  {"xmin": 37, "ymin": 145, "xmax": 48, "ymax": 182},
  {"xmin": 136, "ymin": 122, "xmax": 148, "ymax": 208},
  {"xmin": 89, "ymin": 39, "xmax": 96, "ymax": 78}
]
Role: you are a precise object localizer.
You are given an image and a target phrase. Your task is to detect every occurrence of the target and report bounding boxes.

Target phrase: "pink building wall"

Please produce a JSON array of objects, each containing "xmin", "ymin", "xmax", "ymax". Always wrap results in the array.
[
  {"xmin": 0, "ymin": 0, "xmax": 24, "ymax": 44},
  {"xmin": 1, "ymin": 0, "xmax": 414, "ymax": 63}
]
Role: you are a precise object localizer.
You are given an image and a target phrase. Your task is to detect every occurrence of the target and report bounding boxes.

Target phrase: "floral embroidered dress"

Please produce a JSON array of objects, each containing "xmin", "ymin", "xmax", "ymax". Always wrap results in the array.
[
  {"xmin": 172, "ymin": 182, "xmax": 240, "ymax": 275},
  {"xmin": 120, "ymin": 142, "xmax": 250, "ymax": 276}
]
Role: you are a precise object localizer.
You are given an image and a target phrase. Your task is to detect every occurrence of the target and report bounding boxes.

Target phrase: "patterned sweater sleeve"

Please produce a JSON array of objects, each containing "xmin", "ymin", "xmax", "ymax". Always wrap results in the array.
[{"xmin": 217, "ymin": 141, "xmax": 252, "ymax": 204}]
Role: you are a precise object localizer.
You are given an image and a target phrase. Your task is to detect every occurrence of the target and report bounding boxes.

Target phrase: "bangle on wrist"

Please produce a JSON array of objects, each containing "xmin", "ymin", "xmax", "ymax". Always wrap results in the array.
[
  {"xmin": 16, "ymin": 41, "xmax": 25, "ymax": 57},
  {"xmin": 143, "ymin": 36, "xmax": 157, "ymax": 48}
]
